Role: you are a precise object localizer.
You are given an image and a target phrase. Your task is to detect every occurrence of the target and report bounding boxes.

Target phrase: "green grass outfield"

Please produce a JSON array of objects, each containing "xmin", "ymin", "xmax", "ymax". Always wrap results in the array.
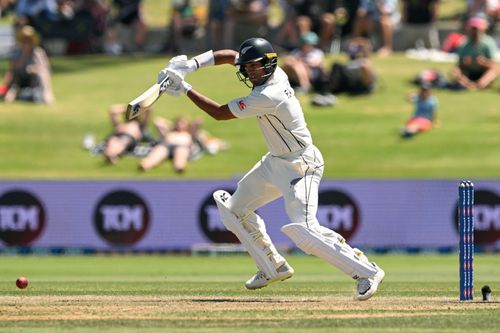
[
  {"xmin": 0, "ymin": 254, "xmax": 499, "ymax": 332},
  {"xmin": 1, "ymin": 53, "xmax": 499, "ymax": 179}
]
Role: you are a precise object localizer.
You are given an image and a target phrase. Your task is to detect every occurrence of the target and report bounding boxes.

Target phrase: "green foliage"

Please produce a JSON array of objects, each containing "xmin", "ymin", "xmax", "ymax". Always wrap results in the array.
[{"xmin": 1, "ymin": 53, "xmax": 499, "ymax": 179}]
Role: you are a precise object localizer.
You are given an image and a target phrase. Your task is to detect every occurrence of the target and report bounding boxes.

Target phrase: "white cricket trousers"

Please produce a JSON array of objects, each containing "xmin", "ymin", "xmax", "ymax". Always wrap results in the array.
[
  {"xmin": 226, "ymin": 145, "xmax": 379, "ymax": 280},
  {"xmin": 224, "ymin": 145, "xmax": 320, "ymax": 269},
  {"xmin": 228, "ymin": 145, "xmax": 324, "ymax": 228}
]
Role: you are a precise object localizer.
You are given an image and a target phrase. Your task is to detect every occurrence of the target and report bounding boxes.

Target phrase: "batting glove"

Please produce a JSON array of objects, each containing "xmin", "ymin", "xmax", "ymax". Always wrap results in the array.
[
  {"xmin": 171, "ymin": 50, "xmax": 215, "ymax": 75},
  {"xmin": 169, "ymin": 55, "xmax": 198, "ymax": 76},
  {"xmin": 165, "ymin": 68, "xmax": 183, "ymax": 87},
  {"xmin": 158, "ymin": 55, "xmax": 186, "ymax": 83},
  {"xmin": 158, "ymin": 55, "xmax": 197, "ymax": 84},
  {"xmin": 163, "ymin": 68, "xmax": 192, "ymax": 96},
  {"xmin": 164, "ymin": 81, "xmax": 181, "ymax": 97},
  {"xmin": 164, "ymin": 81, "xmax": 191, "ymax": 96}
]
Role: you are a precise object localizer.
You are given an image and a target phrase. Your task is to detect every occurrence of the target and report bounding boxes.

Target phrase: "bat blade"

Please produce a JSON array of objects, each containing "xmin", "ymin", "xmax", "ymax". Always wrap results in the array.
[{"xmin": 126, "ymin": 75, "xmax": 170, "ymax": 120}]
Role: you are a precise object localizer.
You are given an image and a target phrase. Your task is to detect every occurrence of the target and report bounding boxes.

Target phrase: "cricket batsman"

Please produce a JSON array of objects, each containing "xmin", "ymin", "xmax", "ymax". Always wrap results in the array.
[{"xmin": 159, "ymin": 37, "xmax": 385, "ymax": 300}]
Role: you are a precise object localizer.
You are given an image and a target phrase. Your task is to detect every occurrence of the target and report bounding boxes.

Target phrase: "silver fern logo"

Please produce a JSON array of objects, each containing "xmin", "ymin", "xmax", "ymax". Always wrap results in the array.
[{"xmin": 241, "ymin": 46, "xmax": 252, "ymax": 54}]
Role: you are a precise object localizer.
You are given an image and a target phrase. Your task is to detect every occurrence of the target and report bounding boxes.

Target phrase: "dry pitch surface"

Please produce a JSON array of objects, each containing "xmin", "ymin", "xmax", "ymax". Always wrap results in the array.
[{"xmin": 1, "ymin": 295, "xmax": 498, "ymax": 321}]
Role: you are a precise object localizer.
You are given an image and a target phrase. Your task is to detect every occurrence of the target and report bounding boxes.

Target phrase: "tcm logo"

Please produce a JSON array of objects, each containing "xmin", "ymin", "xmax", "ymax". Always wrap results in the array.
[
  {"xmin": 0, "ymin": 190, "xmax": 46, "ymax": 246},
  {"xmin": 198, "ymin": 189, "xmax": 239, "ymax": 243},
  {"xmin": 454, "ymin": 189, "xmax": 500, "ymax": 245},
  {"xmin": 318, "ymin": 190, "xmax": 360, "ymax": 240},
  {"xmin": 94, "ymin": 190, "xmax": 149, "ymax": 246}
]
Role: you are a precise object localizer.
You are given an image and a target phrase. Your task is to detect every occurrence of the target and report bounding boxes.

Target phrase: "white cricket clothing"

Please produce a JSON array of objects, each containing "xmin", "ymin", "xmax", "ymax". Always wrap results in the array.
[
  {"xmin": 228, "ymin": 67, "xmax": 313, "ymax": 157},
  {"xmin": 221, "ymin": 65, "xmax": 382, "ymax": 288}
]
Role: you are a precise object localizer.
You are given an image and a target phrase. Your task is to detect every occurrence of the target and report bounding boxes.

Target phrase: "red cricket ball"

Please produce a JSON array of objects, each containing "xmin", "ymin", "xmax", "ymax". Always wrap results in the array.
[{"xmin": 16, "ymin": 276, "xmax": 28, "ymax": 289}]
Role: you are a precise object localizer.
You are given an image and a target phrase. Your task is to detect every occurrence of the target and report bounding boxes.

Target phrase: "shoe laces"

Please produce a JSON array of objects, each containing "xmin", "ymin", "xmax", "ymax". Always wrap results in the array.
[
  {"xmin": 357, "ymin": 278, "xmax": 372, "ymax": 295},
  {"xmin": 277, "ymin": 263, "xmax": 289, "ymax": 273},
  {"xmin": 253, "ymin": 271, "xmax": 267, "ymax": 281}
]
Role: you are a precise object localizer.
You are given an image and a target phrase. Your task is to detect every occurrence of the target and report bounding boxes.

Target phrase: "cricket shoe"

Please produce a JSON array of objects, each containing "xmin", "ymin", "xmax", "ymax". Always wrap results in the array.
[
  {"xmin": 245, "ymin": 263, "xmax": 294, "ymax": 290},
  {"xmin": 355, "ymin": 263, "xmax": 385, "ymax": 301}
]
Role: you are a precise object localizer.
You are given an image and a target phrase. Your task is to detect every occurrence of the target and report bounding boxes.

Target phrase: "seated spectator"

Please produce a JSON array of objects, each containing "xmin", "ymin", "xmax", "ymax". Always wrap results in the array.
[
  {"xmin": 104, "ymin": 104, "xmax": 151, "ymax": 164},
  {"xmin": 400, "ymin": 0, "xmax": 440, "ymax": 50},
  {"xmin": 400, "ymin": 83, "xmax": 438, "ymax": 139},
  {"xmin": 33, "ymin": 0, "xmax": 110, "ymax": 55},
  {"xmin": 466, "ymin": 0, "xmax": 500, "ymax": 32},
  {"xmin": 104, "ymin": 0, "xmax": 147, "ymax": 54},
  {"xmin": 353, "ymin": 0, "xmax": 400, "ymax": 57},
  {"xmin": 3, "ymin": 25, "xmax": 55, "ymax": 104},
  {"xmin": 326, "ymin": 37, "xmax": 377, "ymax": 95},
  {"xmin": 281, "ymin": 31, "xmax": 325, "ymax": 94},
  {"xmin": 14, "ymin": 0, "xmax": 50, "ymax": 26},
  {"xmin": 273, "ymin": 0, "xmax": 323, "ymax": 51},
  {"xmin": 311, "ymin": 37, "xmax": 376, "ymax": 107},
  {"xmin": 274, "ymin": 0, "xmax": 359, "ymax": 52},
  {"xmin": 224, "ymin": 0, "xmax": 269, "ymax": 48},
  {"xmin": 190, "ymin": 116, "xmax": 229, "ymax": 156},
  {"xmin": 165, "ymin": 0, "xmax": 204, "ymax": 53},
  {"xmin": 66, "ymin": 0, "xmax": 110, "ymax": 54},
  {"xmin": 139, "ymin": 116, "xmax": 193, "ymax": 173},
  {"xmin": 317, "ymin": 0, "xmax": 360, "ymax": 53},
  {"xmin": 450, "ymin": 14, "xmax": 498, "ymax": 90}
]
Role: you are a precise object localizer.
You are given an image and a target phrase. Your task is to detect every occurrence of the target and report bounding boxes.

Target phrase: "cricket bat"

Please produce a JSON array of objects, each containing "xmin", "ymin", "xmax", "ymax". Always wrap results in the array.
[{"xmin": 126, "ymin": 75, "xmax": 170, "ymax": 120}]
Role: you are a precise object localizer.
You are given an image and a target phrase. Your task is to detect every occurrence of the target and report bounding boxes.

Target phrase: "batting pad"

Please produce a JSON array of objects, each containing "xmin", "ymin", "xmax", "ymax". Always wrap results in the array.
[
  {"xmin": 281, "ymin": 223, "xmax": 378, "ymax": 279},
  {"xmin": 213, "ymin": 190, "xmax": 283, "ymax": 279}
]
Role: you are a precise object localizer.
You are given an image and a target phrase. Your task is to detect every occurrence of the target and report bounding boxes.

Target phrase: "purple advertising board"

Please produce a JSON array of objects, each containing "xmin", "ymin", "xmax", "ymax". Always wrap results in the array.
[{"xmin": 0, "ymin": 180, "xmax": 499, "ymax": 251}]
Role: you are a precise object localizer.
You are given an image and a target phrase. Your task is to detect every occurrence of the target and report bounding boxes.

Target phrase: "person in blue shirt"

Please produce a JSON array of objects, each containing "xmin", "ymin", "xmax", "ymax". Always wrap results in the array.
[{"xmin": 400, "ymin": 83, "xmax": 438, "ymax": 138}]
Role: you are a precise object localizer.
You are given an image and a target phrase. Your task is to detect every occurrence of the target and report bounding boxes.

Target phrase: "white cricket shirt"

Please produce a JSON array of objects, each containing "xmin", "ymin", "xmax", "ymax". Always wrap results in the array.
[{"xmin": 228, "ymin": 67, "xmax": 313, "ymax": 157}]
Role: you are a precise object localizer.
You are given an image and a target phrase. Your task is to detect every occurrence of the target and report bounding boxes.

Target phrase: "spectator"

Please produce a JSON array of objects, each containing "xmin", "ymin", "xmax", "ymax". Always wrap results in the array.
[
  {"xmin": 274, "ymin": 0, "xmax": 358, "ymax": 52},
  {"xmin": 318, "ymin": 0, "xmax": 360, "ymax": 53},
  {"xmin": 450, "ymin": 14, "xmax": 498, "ymax": 90},
  {"xmin": 311, "ymin": 37, "xmax": 376, "ymax": 106},
  {"xmin": 104, "ymin": 104, "xmax": 151, "ymax": 164},
  {"xmin": 165, "ymin": 0, "xmax": 204, "ymax": 53},
  {"xmin": 224, "ymin": 0, "xmax": 269, "ymax": 48},
  {"xmin": 139, "ymin": 116, "xmax": 193, "ymax": 173},
  {"xmin": 14, "ymin": 0, "xmax": 51, "ymax": 26},
  {"xmin": 70, "ymin": 0, "xmax": 110, "ymax": 53},
  {"xmin": 400, "ymin": 0, "xmax": 440, "ymax": 50},
  {"xmin": 273, "ymin": 0, "xmax": 323, "ymax": 51},
  {"xmin": 206, "ymin": 0, "xmax": 229, "ymax": 50},
  {"xmin": 104, "ymin": 0, "xmax": 147, "ymax": 54},
  {"xmin": 3, "ymin": 25, "xmax": 55, "ymax": 104},
  {"xmin": 281, "ymin": 31, "xmax": 325, "ymax": 94},
  {"xmin": 40, "ymin": 0, "xmax": 110, "ymax": 54},
  {"xmin": 353, "ymin": 0, "xmax": 400, "ymax": 57},
  {"xmin": 400, "ymin": 83, "xmax": 438, "ymax": 139},
  {"xmin": 190, "ymin": 116, "xmax": 229, "ymax": 156},
  {"xmin": 325, "ymin": 37, "xmax": 377, "ymax": 95},
  {"xmin": 0, "ymin": 0, "xmax": 15, "ymax": 17},
  {"xmin": 466, "ymin": 0, "xmax": 500, "ymax": 32}
]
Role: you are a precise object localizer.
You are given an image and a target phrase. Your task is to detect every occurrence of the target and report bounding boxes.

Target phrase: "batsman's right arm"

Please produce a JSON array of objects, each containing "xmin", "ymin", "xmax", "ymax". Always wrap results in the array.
[{"xmin": 212, "ymin": 50, "xmax": 239, "ymax": 66}]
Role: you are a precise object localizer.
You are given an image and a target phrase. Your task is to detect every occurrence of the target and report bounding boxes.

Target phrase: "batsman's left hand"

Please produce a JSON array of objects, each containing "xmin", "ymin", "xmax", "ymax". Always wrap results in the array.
[
  {"xmin": 165, "ymin": 85, "xmax": 181, "ymax": 97},
  {"xmin": 163, "ymin": 68, "xmax": 184, "ymax": 96},
  {"xmin": 166, "ymin": 68, "xmax": 183, "ymax": 87},
  {"xmin": 157, "ymin": 55, "xmax": 186, "ymax": 83},
  {"xmin": 158, "ymin": 55, "xmax": 197, "ymax": 84}
]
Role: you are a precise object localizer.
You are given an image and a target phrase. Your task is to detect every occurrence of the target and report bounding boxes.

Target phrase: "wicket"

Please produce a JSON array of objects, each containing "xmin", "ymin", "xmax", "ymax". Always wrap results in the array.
[{"xmin": 458, "ymin": 180, "xmax": 474, "ymax": 301}]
